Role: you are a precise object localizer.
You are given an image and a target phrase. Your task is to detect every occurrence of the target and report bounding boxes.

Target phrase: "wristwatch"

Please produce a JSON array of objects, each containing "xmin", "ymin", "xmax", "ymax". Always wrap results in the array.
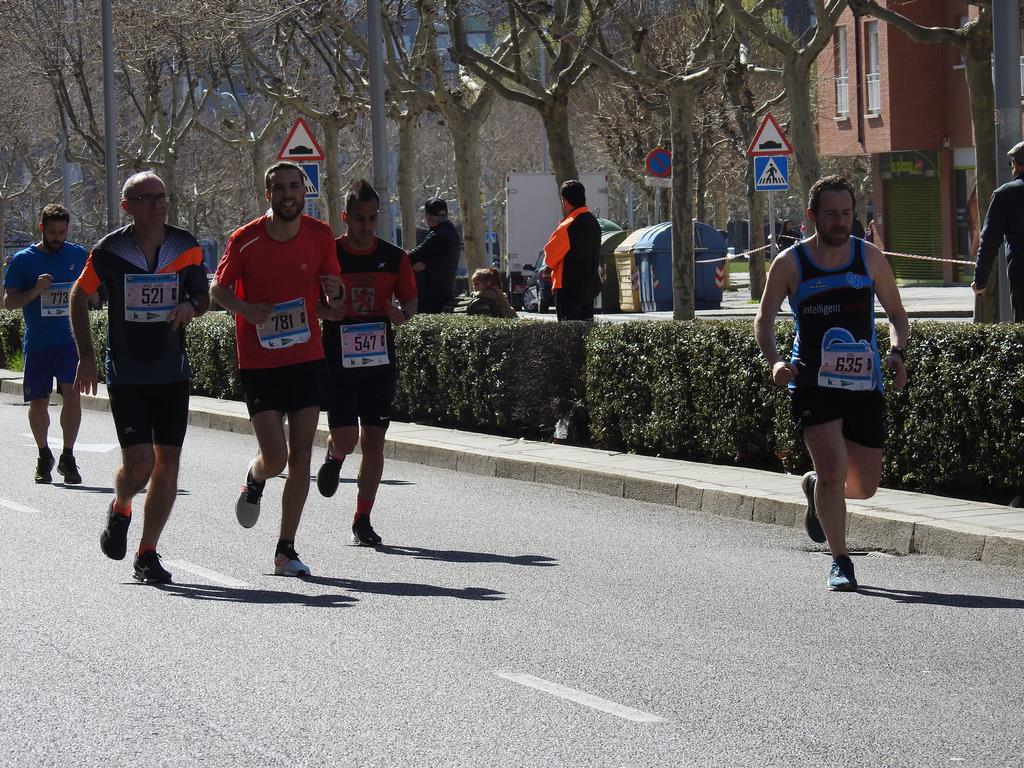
[
  {"xmin": 888, "ymin": 347, "xmax": 906, "ymax": 361},
  {"xmin": 187, "ymin": 295, "xmax": 201, "ymax": 311}
]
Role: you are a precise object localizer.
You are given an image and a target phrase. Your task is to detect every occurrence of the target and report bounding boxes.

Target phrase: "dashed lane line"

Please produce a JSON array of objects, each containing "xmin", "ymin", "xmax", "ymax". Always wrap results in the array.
[
  {"xmin": 496, "ymin": 671, "xmax": 669, "ymax": 723},
  {"xmin": 0, "ymin": 497, "xmax": 43, "ymax": 515},
  {"xmin": 163, "ymin": 560, "xmax": 251, "ymax": 589}
]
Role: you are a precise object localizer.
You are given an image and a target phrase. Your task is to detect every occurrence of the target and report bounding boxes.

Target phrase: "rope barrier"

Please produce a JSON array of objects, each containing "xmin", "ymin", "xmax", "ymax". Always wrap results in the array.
[
  {"xmin": 881, "ymin": 249, "xmax": 975, "ymax": 267},
  {"xmin": 693, "ymin": 244, "xmax": 976, "ymax": 268}
]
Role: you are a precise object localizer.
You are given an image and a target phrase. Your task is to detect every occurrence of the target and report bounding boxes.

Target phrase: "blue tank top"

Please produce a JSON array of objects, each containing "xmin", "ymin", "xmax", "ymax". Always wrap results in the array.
[{"xmin": 790, "ymin": 237, "xmax": 881, "ymax": 391}]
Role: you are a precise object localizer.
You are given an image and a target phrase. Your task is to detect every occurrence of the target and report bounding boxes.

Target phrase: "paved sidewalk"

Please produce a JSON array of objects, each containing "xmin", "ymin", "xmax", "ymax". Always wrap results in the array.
[
  {"xmin": 3, "ymin": 368, "xmax": 1021, "ymax": 569},
  {"xmin": 523, "ymin": 281, "xmax": 975, "ymax": 322}
]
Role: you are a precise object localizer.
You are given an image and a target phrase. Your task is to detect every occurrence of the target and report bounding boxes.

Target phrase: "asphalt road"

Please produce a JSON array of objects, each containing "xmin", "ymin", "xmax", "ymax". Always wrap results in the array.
[{"xmin": 1, "ymin": 392, "xmax": 1022, "ymax": 768}]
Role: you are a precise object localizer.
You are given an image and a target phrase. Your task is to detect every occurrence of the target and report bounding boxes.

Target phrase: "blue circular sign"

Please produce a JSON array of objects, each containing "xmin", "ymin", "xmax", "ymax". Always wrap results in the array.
[{"xmin": 645, "ymin": 148, "xmax": 672, "ymax": 178}]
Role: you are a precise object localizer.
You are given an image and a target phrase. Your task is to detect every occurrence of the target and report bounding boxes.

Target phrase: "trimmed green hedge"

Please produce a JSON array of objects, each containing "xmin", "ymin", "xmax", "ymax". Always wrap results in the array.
[
  {"xmin": 0, "ymin": 311, "xmax": 23, "ymax": 367},
  {"xmin": 883, "ymin": 322, "xmax": 1024, "ymax": 497},
  {"xmin": 3, "ymin": 307, "xmax": 1023, "ymax": 500},
  {"xmin": 393, "ymin": 315, "xmax": 589, "ymax": 437}
]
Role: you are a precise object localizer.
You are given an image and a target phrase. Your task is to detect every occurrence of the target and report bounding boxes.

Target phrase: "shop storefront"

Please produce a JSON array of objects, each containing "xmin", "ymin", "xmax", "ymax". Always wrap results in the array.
[{"xmin": 880, "ymin": 151, "xmax": 943, "ymax": 282}]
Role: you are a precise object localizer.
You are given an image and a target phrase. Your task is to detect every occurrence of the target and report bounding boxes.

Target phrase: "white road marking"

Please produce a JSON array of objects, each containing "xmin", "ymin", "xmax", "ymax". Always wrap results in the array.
[
  {"xmin": 0, "ymin": 497, "xmax": 43, "ymax": 515},
  {"xmin": 162, "ymin": 560, "xmax": 251, "ymax": 589},
  {"xmin": 496, "ymin": 671, "xmax": 669, "ymax": 723},
  {"xmin": 20, "ymin": 434, "xmax": 120, "ymax": 453}
]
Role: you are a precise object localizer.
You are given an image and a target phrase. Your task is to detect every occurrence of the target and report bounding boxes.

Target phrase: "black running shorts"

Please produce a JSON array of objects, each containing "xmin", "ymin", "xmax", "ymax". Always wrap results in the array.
[
  {"xmin": 790, "ymin": 387, "xmax": 884, "ymax": 449},
  {"xmin": 108, "ymin": 380, "xmax": 191, "ymax": 448},
  {"xmin": 325, "ymin": 361, "xmax": 396, "ymax": 430},
  {"xmin": 239, "ymin": 359, "xmax": 325, "ymax": 417}
]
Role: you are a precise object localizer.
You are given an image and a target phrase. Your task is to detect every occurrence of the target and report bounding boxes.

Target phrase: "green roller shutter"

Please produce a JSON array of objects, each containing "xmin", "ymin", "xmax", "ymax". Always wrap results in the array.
[{"xmin": 884, "ymin": 176, "xmax": 942, "ymax": 282}]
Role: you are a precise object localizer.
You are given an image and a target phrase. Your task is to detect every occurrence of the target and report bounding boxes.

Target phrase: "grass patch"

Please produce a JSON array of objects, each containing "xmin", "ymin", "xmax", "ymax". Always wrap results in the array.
[{"xmin": 6, "ymin": 349, "xmax": 23, "ymax": 371}]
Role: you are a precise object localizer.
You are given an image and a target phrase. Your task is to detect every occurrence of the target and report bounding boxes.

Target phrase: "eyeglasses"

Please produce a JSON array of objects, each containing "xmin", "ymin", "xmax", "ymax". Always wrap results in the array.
[{"xmin": 125, "ymin": 193, "xmax": 170, "ymax": 205}]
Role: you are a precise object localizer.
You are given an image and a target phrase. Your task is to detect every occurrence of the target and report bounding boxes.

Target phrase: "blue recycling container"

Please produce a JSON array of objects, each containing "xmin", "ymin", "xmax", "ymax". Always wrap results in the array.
[
  {"xmin": 627, "ymin": 221, "xmax": 727, "ymax": 312},
  {"xmin": 693, "ymin": 221, "xmax": 727, "ymax": 310}
]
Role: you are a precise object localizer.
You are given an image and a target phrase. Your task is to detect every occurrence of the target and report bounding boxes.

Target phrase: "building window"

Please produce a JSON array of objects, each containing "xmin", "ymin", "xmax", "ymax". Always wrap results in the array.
[
  {"xmin": 835, "ymin": 26, "xmax": 849, "ymax": 116},
  {"xmin": 865, "ymin": 20, "xmax": 881, "ymax": 114}
]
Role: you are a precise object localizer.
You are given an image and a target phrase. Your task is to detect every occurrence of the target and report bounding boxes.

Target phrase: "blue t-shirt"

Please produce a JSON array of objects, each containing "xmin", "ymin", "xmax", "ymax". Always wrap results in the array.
[{"xmin": 3, "ymin": 242, "xmax": 89, "ymax": 352}]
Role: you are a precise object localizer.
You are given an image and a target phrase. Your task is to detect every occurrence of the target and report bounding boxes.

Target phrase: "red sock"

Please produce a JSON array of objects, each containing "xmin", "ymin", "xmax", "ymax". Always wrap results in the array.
[
  {"xmin": 355, "ymin": 495, "xmax": 374, "ymax": 521},
  {"xmin": 137, "ymin": 544, "xmax": 156, "ymax": 556},
  {"xmin": 112, "ymin": 500, "xmax": 132, "ymax": 518}
]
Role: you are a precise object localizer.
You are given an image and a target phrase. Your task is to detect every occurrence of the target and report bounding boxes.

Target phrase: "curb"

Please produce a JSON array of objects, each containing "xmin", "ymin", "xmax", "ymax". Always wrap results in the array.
[{"xmin": 2, "ymin": 374, "xmax": 1021, "ymax": 569}]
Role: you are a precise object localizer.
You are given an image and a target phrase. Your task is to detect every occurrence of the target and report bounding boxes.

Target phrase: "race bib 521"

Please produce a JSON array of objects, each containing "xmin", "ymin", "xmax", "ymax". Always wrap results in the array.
[{"xmin": 125, "ymin": 274, "xmax": 178, "ymax": 322}]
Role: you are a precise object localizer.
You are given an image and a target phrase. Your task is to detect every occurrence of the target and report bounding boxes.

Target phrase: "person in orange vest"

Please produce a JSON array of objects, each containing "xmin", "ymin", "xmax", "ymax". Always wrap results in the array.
[{"xmin": 543, "ymin": 180, "xmax": 602, "ymax": 321}]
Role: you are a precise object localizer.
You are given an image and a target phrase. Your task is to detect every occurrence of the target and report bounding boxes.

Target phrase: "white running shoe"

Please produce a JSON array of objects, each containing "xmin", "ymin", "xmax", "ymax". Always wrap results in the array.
[
  {"xmin": 274, "ymin": 550, "xmax": 311, "ymax": 577},
  {"xmin": 235, "ymin": 465, "xmax": 265, "ymax": 529}
]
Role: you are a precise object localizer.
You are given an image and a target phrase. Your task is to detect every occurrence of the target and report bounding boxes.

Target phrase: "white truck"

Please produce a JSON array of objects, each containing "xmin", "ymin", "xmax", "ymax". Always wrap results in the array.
[{"xmin": 504, "ymin": 172, "xmax": 609, "ymax": 308}]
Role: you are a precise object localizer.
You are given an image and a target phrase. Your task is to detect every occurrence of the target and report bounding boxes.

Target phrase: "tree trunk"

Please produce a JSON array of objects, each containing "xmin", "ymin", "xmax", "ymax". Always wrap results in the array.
[
  {"xmin": 0, "ymin": 202, "xmax": 6, "ymax": 267},
  {"xmin": 321, "ymin": 118, "xmax": 342, "ymax": 229},
  {"xmin": 543, "ymin": 96, "xmax": 579, "ymax": 186},
  {"xmin": 781, "ymin": 59, "xmax": 819, "ymax": 210},
  {"xmin": 396, "ymin": 113, "xmax": 417, "ymax": 251},
  {"xmin": 692, "ymin": 132, "xmax": 708, "ymax": 222},
  {"xmin": 451, "ymin": 123, "xmax": 487, "ymax": 273},
  {"xmin": 669, "ymin": 85, "xmax": 695, "ymax": 320},
  {"xmin": 432, "ymin": 79, "xmax": 496, "ymax": 273},
  {"xmin": 714, "ymin": 187, "xmax": 728, "ymax": 231},
  {"xmin": 164, "ymin": 155, "xmax": 178, "ymax": 226},
  {"xmin": 250, "ymin": 138, "xmax": 267, "ymax": 215},
  {"xmin": 746, "ymin": 160, "xmax": 767, "ymax": 300},
  {"xmin": 964, "ymin": 43, "xmax": 1000, "ymax": 322}
]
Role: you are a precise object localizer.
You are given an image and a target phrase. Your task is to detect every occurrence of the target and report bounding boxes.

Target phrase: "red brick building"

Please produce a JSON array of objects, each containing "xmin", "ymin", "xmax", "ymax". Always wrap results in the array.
[{"xmin": 816, "ymin": 2, "xmax": 1022, "ymax": 284}]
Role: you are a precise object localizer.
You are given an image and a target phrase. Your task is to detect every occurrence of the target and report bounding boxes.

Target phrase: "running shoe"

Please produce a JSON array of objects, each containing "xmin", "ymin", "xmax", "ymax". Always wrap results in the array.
[
  {"xmin": 274, "ymin": 546, "xmax": 311, "ymax": 577},
  {"xmin": 133, "ymin": 550, "xmax": 173, "ymax": 584},
  {"xmin": 100, "ymin": 501, "xmax": 131, "ymax": 561},
  {"xmin": 351, "ymin": 517, "xmax": 383, "ymax": 547},
  {"xmin": 316, "ymin": 451, "xmax": 343, "ymax": 498},
  {"xmin": 802, "ymin": 471, "xmax": 827, "ymax": 544},
  {"xmin": 235, "ymin": 465, "xmax": 265, "ymax": 529},
  {"xmin": 35, "ymin": 452, "xmax": 55, "ymax": 484},
  {"xmin": 827, "ymin": 555, "xmax": 858, "ymax": 592},
  {"xmin": 57, "ymin": 453, "xmax": 82, "ymax": 484}
]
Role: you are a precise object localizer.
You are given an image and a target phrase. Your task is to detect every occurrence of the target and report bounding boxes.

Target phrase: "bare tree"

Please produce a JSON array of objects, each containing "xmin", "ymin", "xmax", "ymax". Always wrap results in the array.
[
  {"xmin": 198, "ymin": 47, "xmax": 289, "ymax": 214},
  {"xmin": 848, "ymin": 0, "xmax": 1000, "ymax": 322},
  {"xmin": 720, "ymin": 0, "xmax": 849, "ymax": 208},
  {"xmin": 446, "ymin": 0, "xmax": 598, "ymax": 185},
  {"xmin": 579, "ymin": 2, "xmax": 731, "ymax": 319},
  {"xmin": 721, "ymin": 45, "xmax": 785, "ymax": 299},
  {"xmin": 237, "ymin": 10, "xmax": 367, "ymax": 226}
]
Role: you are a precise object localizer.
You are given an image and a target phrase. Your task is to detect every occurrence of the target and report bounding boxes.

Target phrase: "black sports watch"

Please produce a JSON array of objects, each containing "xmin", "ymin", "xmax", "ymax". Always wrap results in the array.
[
  {"xmin": 187, "ymin": 295, "xmax": 201, "ymax": 311},
  {"xmin": 888, "ymin": 347, "xmax": 906, "ymax": 361}
]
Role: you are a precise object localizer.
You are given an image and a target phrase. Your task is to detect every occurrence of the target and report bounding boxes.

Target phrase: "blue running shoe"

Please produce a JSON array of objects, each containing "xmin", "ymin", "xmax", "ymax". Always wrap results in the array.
[{"xmin": 828, "ymin": 555, "xmax": 858, "ymax": 592}]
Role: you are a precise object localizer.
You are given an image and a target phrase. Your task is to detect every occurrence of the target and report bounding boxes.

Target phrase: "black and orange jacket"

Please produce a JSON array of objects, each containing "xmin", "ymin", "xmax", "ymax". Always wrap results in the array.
[
  {"xmin": 543, "ymin": 206, "xmax": 601, "ymax": 299},
  {"xmin": 77, "ymin": 224, "xmax": 207, "ymax": 385}
]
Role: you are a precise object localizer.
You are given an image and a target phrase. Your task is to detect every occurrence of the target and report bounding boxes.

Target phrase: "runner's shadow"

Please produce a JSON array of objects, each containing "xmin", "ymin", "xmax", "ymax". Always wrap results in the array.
[
  {"xmin": 340, "ymin": 478, "xmax": 415, "ymax": 486},
  {"xmin": 55, "ymin": 484, "xmax": 115, "ymax": 493},
  {"xmin": 304, "ymin": 575, "xmax": 505, "ymax": 601},
  {"xmin": 57, "ymin": 485, "xmax": 191, "ymax": 496},
  {"xmin": 146, "ymin": 581, "xmax": 357, "ymax": 608},
  {"xmin": 306, "ymin": 477, "xmax": 415, "ymax": 486},
  {"xmin": 376, "ymin": 545, "xmax": 558, "ymax": 567},
  {"xmin": 857, "ymin": 586, "xmax": 1024, "ymax": 609}
]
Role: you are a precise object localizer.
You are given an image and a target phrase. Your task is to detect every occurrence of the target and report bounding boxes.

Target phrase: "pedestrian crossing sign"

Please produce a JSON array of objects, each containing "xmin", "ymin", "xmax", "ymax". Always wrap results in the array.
[{"xmin": 754, "ymin": 155, "xmax": 789, "ymax": 191}]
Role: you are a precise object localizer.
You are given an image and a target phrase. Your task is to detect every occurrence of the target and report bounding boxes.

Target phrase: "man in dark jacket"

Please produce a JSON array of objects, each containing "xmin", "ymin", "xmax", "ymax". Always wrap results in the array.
[
  {"xmin": 409, "ymin": 197, "xmax": 460, "ymax": 313},
  {"xmin": 973, "ymin": 141, "xmax": 1024, "ymax": 320},
  {"xmin": 543, "ymin": 180, "xmax": 601, "ymax": 321}
]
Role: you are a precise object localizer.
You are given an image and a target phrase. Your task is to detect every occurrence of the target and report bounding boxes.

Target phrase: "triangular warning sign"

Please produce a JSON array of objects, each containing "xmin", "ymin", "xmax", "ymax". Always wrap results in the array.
[
  {"xmin": 278, "ymin": 118, "xmax": 325, "ymax": 161},
  {"xmin": 757, "ymin": 158, "xmax": 785, "ymax": 186},
  {"xmin": 746, "ymin": 112, "xmax": 794, "ymax": 156}
]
